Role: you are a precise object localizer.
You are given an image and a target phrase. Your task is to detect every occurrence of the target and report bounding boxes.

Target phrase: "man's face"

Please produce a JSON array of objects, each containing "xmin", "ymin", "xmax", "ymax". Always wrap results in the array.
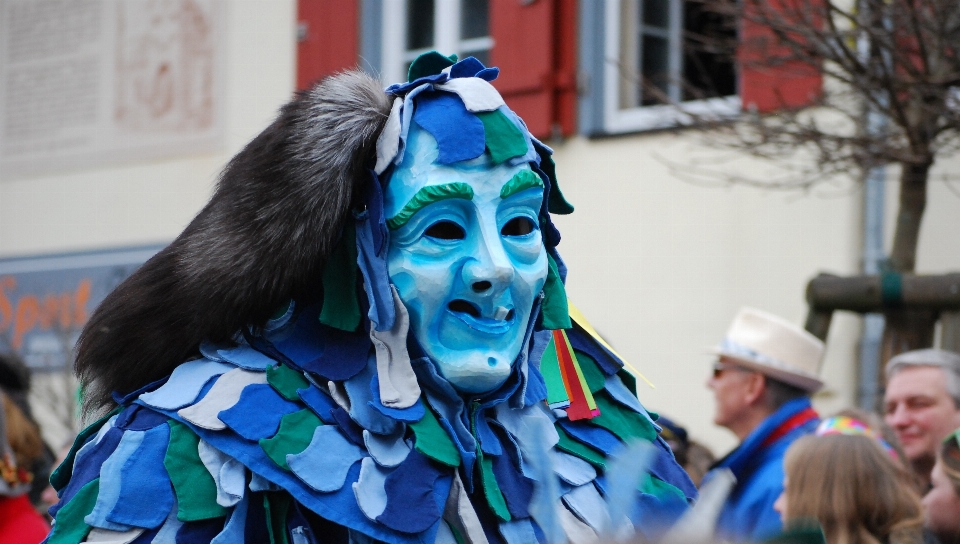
[
  {"xmin": 884, "ymin": 366, "xmax": 960, "ymax": 465},
  {"xmin": 384, "ymin": 123, "xmax": 548, "ymax": 394},
  {"xmin": 706, "ymin": 357, "xmax": 757, "ymax": 431}
]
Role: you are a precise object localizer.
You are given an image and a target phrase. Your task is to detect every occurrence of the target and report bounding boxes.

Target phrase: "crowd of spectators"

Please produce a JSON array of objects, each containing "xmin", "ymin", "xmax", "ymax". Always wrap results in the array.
[{"xmin": 677, "ymin": 308, "xmax": 960, "ymax": 544}]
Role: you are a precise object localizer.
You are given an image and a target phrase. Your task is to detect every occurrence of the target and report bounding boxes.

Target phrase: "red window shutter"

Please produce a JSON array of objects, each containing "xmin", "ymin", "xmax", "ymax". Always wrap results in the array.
[
  {"xmin": 738, "ymin": 0, "xmax": 823, "ymax": 113},
  {"xmin": 489, "ymin": 0, "xmax": 576, "ymax": 139},
  {"xmin": 297, "ymin": 0, "xmax": 359, "ymax": 91}
]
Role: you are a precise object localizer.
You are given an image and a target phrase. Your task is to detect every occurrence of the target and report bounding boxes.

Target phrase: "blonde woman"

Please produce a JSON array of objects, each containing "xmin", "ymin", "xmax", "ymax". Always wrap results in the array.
[
  {"xmin": 923, "ymin": 429, "xmax": 960, "ymax": 543},
  {"xmin": 773, "ymin": 416, "xmax": 925, "ymax": 544}
]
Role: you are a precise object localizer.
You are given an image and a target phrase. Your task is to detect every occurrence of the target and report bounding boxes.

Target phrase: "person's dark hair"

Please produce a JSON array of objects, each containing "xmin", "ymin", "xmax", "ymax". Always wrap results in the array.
[{"xmin": 763, "ymin": 375, "xmax": 808, "ymax": 410}]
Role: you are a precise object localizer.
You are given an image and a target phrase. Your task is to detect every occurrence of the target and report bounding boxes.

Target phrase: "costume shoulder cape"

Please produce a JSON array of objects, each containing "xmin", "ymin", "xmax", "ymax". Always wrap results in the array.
[{"xmin": 45, "ymin": 304, "xmax": 695, "ymax": 544}]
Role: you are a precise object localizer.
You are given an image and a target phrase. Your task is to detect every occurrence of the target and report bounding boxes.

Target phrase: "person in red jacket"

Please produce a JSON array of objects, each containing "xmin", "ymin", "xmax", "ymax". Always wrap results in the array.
[{"xmin": 0, "ymin": 389, "xmax": 50, "ymax": 544}]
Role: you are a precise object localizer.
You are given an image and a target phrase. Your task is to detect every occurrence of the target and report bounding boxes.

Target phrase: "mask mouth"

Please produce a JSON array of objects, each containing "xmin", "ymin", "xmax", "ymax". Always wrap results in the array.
[
  {"xmin": 449, "ymin": 299, "xmax": 481, "ymax": 318},
  {"xmin": 447, "ymin": 300, "xmax": 516, "ymax": 334},
  {"xmin": 448, "ymin": 300, "xmax": 515, "ymax": 322}
]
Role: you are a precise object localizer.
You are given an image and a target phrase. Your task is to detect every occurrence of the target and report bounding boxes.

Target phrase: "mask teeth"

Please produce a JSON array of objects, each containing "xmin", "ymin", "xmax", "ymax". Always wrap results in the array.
[{"xmin": 494, "ymin": 307, "xmax": 509, "ymax": 321}]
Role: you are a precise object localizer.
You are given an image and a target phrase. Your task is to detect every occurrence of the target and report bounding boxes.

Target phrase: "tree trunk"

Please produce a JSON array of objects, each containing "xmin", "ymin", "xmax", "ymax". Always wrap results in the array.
[
  {"xmin": 881, "ymin": 160, "xmax": 936, "ymax": 375},
  {"xmin": 889, "ymin": 161, "xmax": 931, "ymax": 273}
]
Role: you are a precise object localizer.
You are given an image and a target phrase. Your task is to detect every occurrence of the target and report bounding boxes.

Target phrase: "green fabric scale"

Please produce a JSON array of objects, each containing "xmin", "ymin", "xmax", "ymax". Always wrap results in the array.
[
  {"xmin": 319, "ymin": 221, "xmax": 361, "ymax": 332},
  {"xmin": 476, "ymin": 109, "xmax": 528, "ymax": 164},
  {"xmin": 164, "ymin": 420, "xmax": 227, "ymax": 522},
  {"xmin": 540, "ymin": 155, "xmax": 574, "ymax": 215},
  {"xmin": 267, "ymin": 364, "xmax": 310, "ymax": 401},
  {"xmin": 265, "ymin": 492, "xmax": 293, "ymax": 544},
  {"xmin": 448, "ymin": 522, "xmax": 467, "ymax": 544},
  {"xmin": 45, "ymin": 478, "xmax": 99, "ymax": 544},
  {"xmin": 409, "ymin": 403, "xmax": 461, "ymax": 467},
  {"xmin": 50, "ymin": 407, "xmax": 122, "ymax": 492},
  {"xmin": 478, "ymin": 455, "xmax": 511, "ymax": 522},
  {"xmin": 469, "ymin": 401, "xmax": 511, "ymax": 522},
  {"xmin": 590, "ymin": 392, "xmax": 658, "ymax": 443},
  {"xmin": 259, "ymin": 409, "xmax": 325, "ymax": 471},
  {"xmin": 572, "ymin": 350, "xmax": 607, "ymax": 394},
  {"xmin": 618, "ymin": 369, "xmax": 639, "ymax": 396},
  {"xmin": 640, "ymin": 473, "xmax": 688, "ymax": 503},
  {"xmin": 407, "ymin": 51, "xmax": 457, "ymax": 82},
  {"xmin": 555, "ymin": 426, "xmax": 607, "ymax": 470},
  {"xmin": 540, "ymin": 254, "xmax": 571, "ymax": 330}
]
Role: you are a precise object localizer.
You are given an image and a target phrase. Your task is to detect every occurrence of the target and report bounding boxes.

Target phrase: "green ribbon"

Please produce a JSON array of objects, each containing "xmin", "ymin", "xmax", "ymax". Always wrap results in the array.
[{"xmin": 881, "ymin": 271, "xmax": 903, "ymax": 307}]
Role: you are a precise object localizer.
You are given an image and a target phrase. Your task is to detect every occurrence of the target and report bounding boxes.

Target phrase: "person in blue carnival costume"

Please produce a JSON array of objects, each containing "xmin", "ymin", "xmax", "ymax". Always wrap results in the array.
[
  {"xmin": 702, "ymin": 308, "xmax": 826, "ymax": 543},
  {"xmin": 43, "ymin": 53, "xmax": 695, "ymax": 544}
]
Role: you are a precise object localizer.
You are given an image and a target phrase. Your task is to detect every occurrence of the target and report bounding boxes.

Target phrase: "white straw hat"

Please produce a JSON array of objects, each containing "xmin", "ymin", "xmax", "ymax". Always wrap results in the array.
[{"xmin": 712, "ymin": 307, "xmax": 825, "ymax": 392}]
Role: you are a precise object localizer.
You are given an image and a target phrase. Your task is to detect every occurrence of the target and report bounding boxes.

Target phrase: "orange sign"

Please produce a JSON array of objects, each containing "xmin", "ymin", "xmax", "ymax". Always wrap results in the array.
[{"xmin": 0, "ymin": 276, "xmax": 92, "ymax": 350}]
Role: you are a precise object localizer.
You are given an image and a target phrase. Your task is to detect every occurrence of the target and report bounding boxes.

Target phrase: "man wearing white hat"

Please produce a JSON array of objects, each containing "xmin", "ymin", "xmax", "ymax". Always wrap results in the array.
[
  {"xmin": 703, "ymin": 307, "xmax": 825, "ymax": 542},
  {"xmin": 884, "ymin": 348, "xmax": 960, "ymax": 490}
]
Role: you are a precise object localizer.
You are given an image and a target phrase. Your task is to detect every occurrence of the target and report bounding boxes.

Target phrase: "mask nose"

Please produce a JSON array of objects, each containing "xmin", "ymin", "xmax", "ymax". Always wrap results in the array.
[{"xmin": 462, "ymin": 225, "xmax": 514, "ymax": 296}]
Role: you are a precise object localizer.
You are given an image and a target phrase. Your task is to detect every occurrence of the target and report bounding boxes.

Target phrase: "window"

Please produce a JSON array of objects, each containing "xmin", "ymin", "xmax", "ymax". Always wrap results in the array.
[
  {"xmin": 379, "ymin": 0, "xmax": 493, "ymax": 85},
  {"xmin": 581, "ymin": 0, "xmax": 740, "ymax": 135},
  {"xmin": 373, "ymin": 0, "xmax": 577, "ymax": 138}
]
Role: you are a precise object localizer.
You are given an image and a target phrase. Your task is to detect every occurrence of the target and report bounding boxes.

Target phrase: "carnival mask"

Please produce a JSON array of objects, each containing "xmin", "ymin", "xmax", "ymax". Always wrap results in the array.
[{"xmin": 384, "ymin": 123, "xmax": 549, "ymax": 394}]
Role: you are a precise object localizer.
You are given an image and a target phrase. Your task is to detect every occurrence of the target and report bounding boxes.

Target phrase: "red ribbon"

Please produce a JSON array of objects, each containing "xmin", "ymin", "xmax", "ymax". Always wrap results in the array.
[{"xmin": 761, "ymin": 407, "xmax": 819, "ymax": 448}]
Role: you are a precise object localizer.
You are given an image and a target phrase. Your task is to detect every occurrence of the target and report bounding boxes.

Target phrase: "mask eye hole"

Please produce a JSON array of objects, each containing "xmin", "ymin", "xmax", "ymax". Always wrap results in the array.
[
  {"xmin": 501, "ymin": 217, "xmax": 535, "ymax": 237},
  {"xmin": 424, "ymin": 220, "xmax": 466, "ymax": 240}
]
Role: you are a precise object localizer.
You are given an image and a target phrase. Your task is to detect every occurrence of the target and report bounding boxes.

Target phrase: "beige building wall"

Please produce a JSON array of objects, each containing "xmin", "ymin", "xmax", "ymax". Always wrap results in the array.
[{"xmin": 0, "ymin": 1, "xmax": 297, "ymax": 258}]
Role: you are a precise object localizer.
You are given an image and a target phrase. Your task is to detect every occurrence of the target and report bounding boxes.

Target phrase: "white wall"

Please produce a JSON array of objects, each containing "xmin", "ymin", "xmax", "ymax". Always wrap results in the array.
[
  {"xmin": 1, "ymin": 1, "xmax": 297, "ymax": 448},
  {"xmin": 0, "ymin": 1, "xmax": 297, "ymax": 258}
]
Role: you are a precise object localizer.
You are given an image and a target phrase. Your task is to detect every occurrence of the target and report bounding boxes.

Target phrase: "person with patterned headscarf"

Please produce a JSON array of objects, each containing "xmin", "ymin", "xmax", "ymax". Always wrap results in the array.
[{"xmin": 44, "ymin": 53, "xmax": 695, "ymax": 544}]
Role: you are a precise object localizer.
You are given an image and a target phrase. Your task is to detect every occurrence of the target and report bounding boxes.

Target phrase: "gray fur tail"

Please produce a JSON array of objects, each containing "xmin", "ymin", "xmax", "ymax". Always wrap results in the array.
[{"xmin": 75, "ymin": 70, "xmax": 392, "ymax": 414}]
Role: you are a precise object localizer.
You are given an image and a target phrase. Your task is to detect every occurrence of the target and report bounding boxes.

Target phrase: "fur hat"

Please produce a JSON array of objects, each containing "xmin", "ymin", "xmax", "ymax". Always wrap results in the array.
[{"xmin": 75, "ymin": 71, "xmax": 392, "ymax": 413}]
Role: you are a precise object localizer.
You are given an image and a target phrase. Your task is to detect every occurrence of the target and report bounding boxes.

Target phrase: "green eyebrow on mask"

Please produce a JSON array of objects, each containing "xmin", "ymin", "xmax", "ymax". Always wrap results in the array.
[
  {"xmin": 499, "ymin": 170, "xmax": 544, "ymax": 199},
  {"xmin": 387, "ymin": 182, "xmax": 475, "ymax": 230}
]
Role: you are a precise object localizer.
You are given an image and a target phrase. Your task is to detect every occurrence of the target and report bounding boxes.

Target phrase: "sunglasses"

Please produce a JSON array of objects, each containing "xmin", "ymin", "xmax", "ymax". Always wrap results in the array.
[{"xmin": 711, "ymin": 361, "xmax": 750, "ymax": 378}]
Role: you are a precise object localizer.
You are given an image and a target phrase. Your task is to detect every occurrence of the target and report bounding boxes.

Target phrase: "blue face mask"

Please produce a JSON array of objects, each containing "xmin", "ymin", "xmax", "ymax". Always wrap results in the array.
[{"xmin": 384, "ymin": 124, "xmax": 548, "ymax": 394}]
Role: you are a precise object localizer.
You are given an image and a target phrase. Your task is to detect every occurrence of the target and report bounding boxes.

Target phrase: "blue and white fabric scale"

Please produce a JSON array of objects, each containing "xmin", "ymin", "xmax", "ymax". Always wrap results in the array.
[{"xmin": 45, "ymin": 300, "xmax": 695, "ymax": 544}]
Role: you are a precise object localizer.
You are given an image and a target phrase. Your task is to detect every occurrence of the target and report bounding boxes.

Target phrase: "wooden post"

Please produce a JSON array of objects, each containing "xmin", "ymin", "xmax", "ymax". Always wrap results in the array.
[
  {"xmin": 806, "ymin": 273, "xmax": 960, "ymax": 312},
  {"xmin": 942, "ymin": 311, "xmax": 960, "ymax": 354},
  {"xmin": 804, "ymin": 309, "xmax": 833, "ymax": 341},
  {"xmin": 805, "ymin": 271, "xmax": 960, "ymax": 362}
]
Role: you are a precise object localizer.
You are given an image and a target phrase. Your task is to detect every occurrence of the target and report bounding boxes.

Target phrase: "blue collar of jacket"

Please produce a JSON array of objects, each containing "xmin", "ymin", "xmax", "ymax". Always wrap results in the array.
[{"xmin": 714, "ymin": 397, "xmax": 818, "ymax": 476}]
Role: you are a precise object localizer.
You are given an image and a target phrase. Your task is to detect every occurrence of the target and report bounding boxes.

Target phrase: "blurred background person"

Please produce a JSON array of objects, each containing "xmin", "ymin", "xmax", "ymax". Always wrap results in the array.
[
  {"xmin": 884, "ymin": 349, "xmax": 960, "ymax": 490},
  {"xmin": 923, "ymin": 429, "xmax": 960, "ymax": 544},
  {"xmin": 658, "ymin": 415, "xmax": 716, "ymax": 488},
  {"xmin": 773, "ymin": 416, "xmax": 925, "ymax": 544},
  {"xmin": 836, "ymin": 407, "xmax": 914, "ymax": 478},
  {"xmin": 704, "ymin": 308, "xmax": 826, "ymax": 543},
  {"xmin": 0, "ymin": 353, "xmax": 55, "ymax": 513},
  {"xmin": 0, "ymin": 387, "xmax": 50, "ymax": 543}
]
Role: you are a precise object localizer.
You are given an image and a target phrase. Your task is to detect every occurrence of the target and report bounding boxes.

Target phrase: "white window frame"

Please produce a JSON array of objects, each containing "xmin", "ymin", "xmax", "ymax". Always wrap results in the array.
[
  {"xmin": 600, "ymin": 0, "xmax": 740, "ymax": 134},
  {"xmin": 381, "ymin": 0, "xmax": 494, "ymax": 86}
]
